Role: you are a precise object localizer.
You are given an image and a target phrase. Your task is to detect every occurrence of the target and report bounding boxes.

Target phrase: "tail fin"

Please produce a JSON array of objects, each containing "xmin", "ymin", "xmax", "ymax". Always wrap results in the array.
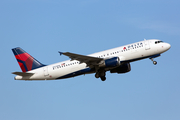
[{"xmin": 12, "ymin": 47, "xmax": 45, "ymax": 72}]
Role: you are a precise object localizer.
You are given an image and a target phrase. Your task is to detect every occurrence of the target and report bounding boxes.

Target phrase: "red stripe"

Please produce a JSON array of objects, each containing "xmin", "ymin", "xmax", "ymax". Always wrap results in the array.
[
  {"xmin": 18, "ymin": 62, "xmax": 26, "ymax": 72},
  {"xmin": 25, "ymin": 57, "xmax": 34, "ymax": 71},
  {"xmin": 15, "ymin": 53, "xmax": 31, "ymax": 61}
]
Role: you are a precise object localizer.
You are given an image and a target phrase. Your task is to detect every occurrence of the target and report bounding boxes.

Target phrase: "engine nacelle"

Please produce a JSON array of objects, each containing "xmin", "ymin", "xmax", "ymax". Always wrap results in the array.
[
  {"xmin": 110, "ymin": 63, "xmax": 131, "ymax": 73},
  {"xmin": 99, "ymin": 57, "xmax": 120, "ymax": 68}
]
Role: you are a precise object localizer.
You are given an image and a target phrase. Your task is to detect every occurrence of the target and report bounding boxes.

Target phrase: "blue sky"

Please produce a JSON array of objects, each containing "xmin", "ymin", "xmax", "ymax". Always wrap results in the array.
[{"xmin": 1, "ymin": 0, "xmax": 180, "ymax": 120}]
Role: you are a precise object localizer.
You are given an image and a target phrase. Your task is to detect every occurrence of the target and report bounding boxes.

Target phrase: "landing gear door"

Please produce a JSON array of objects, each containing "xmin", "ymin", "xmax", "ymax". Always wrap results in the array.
[
  {"xmin": 144, "ymin": 40, "xmax": 150, "ymax": 50},
  {"xmin": 43, "ymin": 67, "xmax": 49, "ymax": 77}
]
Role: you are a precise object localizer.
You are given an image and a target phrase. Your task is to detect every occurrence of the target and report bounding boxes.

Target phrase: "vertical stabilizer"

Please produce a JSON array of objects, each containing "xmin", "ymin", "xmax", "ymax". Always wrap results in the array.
[{"xmin": 12, "ymin": 47, "xmax": 45, "ymax": 72}]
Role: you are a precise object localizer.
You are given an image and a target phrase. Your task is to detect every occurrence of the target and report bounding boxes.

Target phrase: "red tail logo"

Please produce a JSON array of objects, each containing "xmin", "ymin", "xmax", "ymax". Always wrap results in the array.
[{"xmin": 12, "ymin": 47, "xmax": 45, "ymax": 72}]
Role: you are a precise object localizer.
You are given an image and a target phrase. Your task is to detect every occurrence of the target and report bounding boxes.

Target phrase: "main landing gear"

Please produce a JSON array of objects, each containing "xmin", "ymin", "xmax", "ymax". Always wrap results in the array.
[
  {"xmin": 150, "ymin": 58, "xmax": 157, "ymax": 65},
  {"xmin": 95, "ymin": 70, "xmax": 106, "ymax": 81}
]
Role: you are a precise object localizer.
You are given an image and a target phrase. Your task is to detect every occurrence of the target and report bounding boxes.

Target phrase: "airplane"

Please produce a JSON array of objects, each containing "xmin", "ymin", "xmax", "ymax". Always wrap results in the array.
[{"xmin": 12, "ymin": 39, "xmax": 171, "ymax": 81}]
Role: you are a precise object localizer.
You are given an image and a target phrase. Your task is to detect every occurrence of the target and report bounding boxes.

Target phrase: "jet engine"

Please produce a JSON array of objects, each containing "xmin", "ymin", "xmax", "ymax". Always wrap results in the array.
[
  {"xmin": 99, "ymin": 57, "xmax": 121, "ymax": 68},
  {"xmin": 110, "ymin": 63, "xmax": 131, "ymax": 73}
]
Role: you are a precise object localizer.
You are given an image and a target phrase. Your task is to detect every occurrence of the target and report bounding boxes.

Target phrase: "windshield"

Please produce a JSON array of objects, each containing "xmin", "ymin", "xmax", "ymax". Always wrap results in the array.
[{"xmin": 155, "ymin": 41, "xmax": 163, "ymax": 44}]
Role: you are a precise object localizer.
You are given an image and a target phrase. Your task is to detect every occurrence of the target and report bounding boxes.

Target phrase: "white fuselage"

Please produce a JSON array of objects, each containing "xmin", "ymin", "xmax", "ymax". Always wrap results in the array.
[{"xmin": 14, "ymin": 39, "xmax": 171, "ymax": 80}]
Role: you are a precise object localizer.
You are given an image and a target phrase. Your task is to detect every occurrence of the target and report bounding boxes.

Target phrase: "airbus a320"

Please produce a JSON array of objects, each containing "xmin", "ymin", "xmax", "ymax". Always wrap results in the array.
[{"xmin": 12, "ymin": 39, "xmax": 171, "ymax": 81}]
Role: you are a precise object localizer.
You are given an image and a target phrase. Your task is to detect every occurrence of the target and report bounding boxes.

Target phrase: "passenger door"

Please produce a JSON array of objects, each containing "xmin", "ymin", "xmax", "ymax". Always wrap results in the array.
[{"xmin": 144, "ymin": 40, "xmax": 150, "ymax": 50}]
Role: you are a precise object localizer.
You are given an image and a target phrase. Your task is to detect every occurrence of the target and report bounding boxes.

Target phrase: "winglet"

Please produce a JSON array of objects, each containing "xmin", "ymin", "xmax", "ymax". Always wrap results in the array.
[{"xmin": 58, "ymin": 51, "xmax": 64, "ymax": 56}]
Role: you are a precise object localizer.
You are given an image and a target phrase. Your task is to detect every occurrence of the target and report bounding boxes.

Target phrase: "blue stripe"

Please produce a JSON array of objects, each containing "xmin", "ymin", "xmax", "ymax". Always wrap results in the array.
[
  {"xmin": 32, "ymin": 60, "xmax": 46, "ymax": 70},
  {"xmin": 56, "ymin": 68, "xmax": 95, "ymax": 79},
  {"xmin": 12, "ymin": 47, "xmax": 26, "ymax": 55},
  {"xmin": 17, "ymin": 59, "xmax": 28, "ymax": 72},
  {"xmin": 149, "ymin": 54, "xmax": 161, "ymax": 59}
]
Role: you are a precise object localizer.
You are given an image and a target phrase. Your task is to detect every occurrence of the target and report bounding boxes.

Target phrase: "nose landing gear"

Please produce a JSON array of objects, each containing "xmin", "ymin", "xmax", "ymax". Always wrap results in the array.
[
  {"xmin": 149, "ymin": 54, "xmax": 160, "ymax": 65},
  {"xmin": 153, "ymin": 61, "xmax": 157, "ymax": 65},
  {"xmin": 150, "ymin": 58, "xmax": 157, "ymax": 65}
]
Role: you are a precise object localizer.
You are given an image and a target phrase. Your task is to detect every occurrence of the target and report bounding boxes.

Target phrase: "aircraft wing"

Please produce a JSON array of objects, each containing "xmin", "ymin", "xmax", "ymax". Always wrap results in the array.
[{"xmin": 59, "ymin": 52, "xmax": 103, "ymax": 66}]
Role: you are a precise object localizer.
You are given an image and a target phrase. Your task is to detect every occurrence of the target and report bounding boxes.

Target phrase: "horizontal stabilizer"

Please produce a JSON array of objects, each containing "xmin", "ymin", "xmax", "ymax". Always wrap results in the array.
[{"xmin": 12, "ymin": 72, "xmax": 34, "ymax": 76}]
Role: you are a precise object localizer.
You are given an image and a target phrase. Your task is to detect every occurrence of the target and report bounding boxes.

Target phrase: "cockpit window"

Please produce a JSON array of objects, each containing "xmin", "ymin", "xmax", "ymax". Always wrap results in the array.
[{"xmin": 155, "ymin": 41, "xmax": 163, "ymax": 44}]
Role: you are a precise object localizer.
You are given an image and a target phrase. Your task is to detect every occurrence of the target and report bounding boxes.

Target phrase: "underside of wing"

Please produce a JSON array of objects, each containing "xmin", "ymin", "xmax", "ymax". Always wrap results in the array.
[{"xmin": 59, "ymin": 52, "xmax": 103, "ymax": 66}]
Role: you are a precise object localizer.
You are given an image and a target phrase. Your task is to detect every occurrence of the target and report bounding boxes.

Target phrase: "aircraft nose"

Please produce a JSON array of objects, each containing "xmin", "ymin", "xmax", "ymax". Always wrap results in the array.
[{"xmin": 166, "ymin": 43, "xmax": 171, "ymax": 50}]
